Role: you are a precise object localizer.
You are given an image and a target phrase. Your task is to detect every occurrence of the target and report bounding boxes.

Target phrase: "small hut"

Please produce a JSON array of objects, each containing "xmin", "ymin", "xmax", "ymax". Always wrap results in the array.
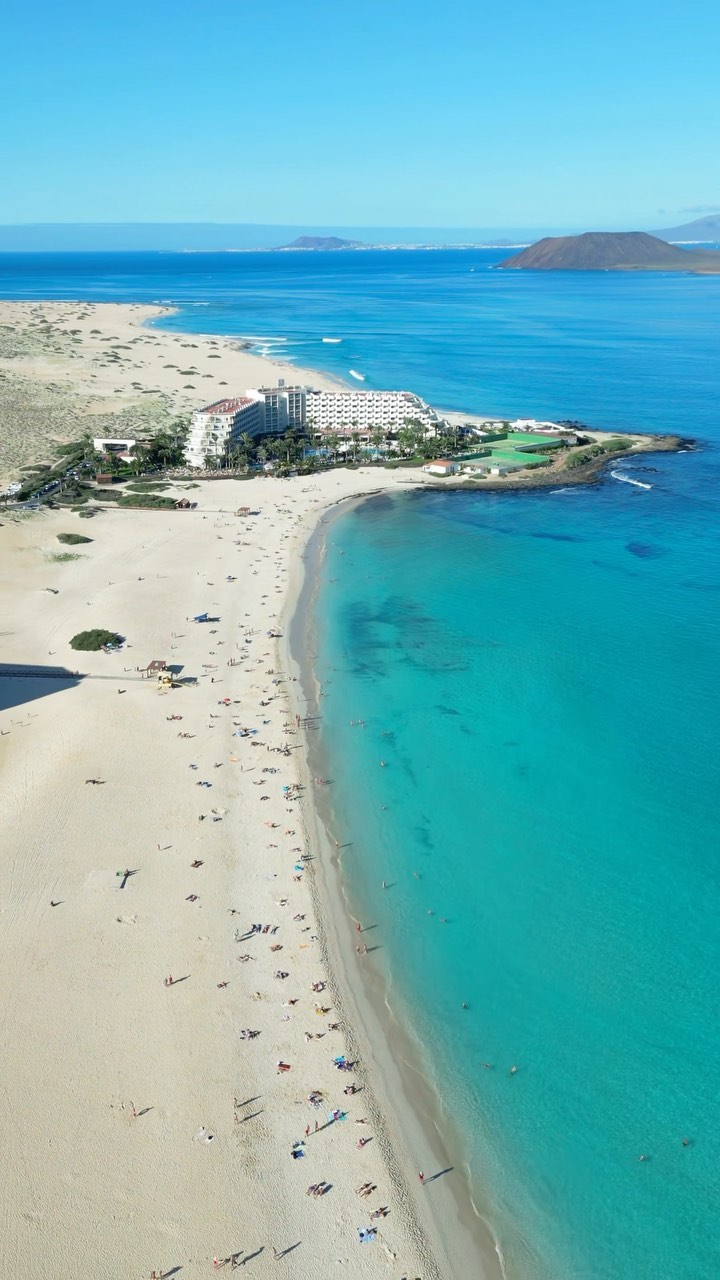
[{"xmin": 143, "ymin": 659, "xmax": 167, "ymax": 678}]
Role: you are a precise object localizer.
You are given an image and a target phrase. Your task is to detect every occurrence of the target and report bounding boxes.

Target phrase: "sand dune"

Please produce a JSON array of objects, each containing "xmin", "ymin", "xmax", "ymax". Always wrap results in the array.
[{"xmin": 0, "ymin": 301, "xmax": 340, "ymax": 485}]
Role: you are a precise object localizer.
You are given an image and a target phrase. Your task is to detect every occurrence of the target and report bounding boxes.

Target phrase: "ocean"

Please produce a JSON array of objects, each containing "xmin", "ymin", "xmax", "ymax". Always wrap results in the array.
[{"xmin": 2, "ymin": 250, "xmax": 719, "ymax": 1277}]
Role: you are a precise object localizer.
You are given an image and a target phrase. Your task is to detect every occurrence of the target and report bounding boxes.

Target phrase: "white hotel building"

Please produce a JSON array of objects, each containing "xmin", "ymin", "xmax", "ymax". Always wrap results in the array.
[
  {"xmin": 184, "ymin": 383, "xmax": 445, "ymax": 466},
  {"xmin": 305, "ymin": 388, "xmax": 441, "ymax": 434}
]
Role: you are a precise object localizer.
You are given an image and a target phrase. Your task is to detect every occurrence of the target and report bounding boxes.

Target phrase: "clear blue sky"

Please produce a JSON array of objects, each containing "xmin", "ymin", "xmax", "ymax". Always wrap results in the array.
[{"xmin": 1, "ymin": 0, "xmax": 718, "ymax": 230}]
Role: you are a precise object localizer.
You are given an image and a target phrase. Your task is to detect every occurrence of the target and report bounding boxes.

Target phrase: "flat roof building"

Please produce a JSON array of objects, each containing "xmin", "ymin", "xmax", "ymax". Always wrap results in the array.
[{"xmin": 246, "ymin": 385, "xmax": 309, "ymax": 435}]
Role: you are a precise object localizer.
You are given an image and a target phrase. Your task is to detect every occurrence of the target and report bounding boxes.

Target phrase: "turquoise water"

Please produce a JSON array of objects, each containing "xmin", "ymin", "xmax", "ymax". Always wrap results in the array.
[
  {"xmin": 312, "ymin": 460, "xmax": 720, "ymax": 1279},
  {"xmin": 1, "ymin": 251, "xmax": 719, "ymax": 1276}
]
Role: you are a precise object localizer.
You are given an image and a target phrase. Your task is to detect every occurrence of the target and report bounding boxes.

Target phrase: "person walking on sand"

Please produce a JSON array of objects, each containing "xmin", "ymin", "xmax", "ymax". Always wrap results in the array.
[{"xmin": 419, "ymin": 1171, "xmax": 424, "ymax": 1183}]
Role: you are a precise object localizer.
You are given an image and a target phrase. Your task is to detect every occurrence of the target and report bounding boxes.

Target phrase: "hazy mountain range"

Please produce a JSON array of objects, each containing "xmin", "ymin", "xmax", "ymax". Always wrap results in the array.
[
  {"xmin": 651, "ymin": 213, "xmax": 720, "ymax": 240},
  {"xmin": 0, "ymin": 216, "xmax": 717, "ymax": 252}
]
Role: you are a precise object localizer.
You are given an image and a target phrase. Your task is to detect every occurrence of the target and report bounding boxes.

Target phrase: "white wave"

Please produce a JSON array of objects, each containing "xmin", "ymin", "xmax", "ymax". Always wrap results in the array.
[
  {"xmin": 548, "ymin": 487, "xmax": 575, "ymax": 494},
  {"xmin": 349, "ymin": 369, "xmax": 365, "ymax": 381},
  {"xmin": 322, "ymin": 337, "xmax": 342, "ymax": 343},
  {"xmin": 611, "ymin": 470, "xmax": 652, "ymax": 490}
]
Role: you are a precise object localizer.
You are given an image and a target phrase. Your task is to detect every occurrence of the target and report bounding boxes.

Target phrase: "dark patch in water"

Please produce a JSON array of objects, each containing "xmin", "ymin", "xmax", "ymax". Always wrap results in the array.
[
  {"xmin": 435, "ymin": 705, "xmax": 461, "ymax": 716},
  {"xmin": 592, "ymin": 558, "xmax": 640, "ymax": 578},
  {"xmin": 342, "ymin": 596, "xmax": 472, "ymax": 676},
  {"xmin": 681, "ymin": 580, "xmax": 720, "ymax": 592},
  {"xmin": 531, "ymin": 531, "xmax": 582, "ymax": 542},
  {"xmin": 626, "ymin": 542, "xmax": 667, "ymax": 559},
  {"xmin": 412, "ymin": 820, "xmax": 433, "ymax": 850}
]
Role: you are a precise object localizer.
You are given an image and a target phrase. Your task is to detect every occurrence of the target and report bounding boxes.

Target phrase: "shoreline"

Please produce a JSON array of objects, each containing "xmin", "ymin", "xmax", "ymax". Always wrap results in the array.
[
  {"xmin": 0, "ymin": 299, "xmax": 683, "ymax": 493},
  {"xmin": 0, "ymin": 470, "xmax": 462, "ymax": 1280},
  {"xmin": 280, "ymin": 492, "xmax": 507, "ymax": 1279},
  {"xmin": 0, "ymin": 295, "xmax": 689, "ymax": 1277},
  {"xmin": 147, "ymin": 310, "xmax": 353, "ymax": 397}
]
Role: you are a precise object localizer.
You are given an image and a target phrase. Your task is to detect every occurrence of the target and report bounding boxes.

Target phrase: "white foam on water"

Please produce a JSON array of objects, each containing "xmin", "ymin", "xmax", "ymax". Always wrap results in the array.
[{"xmin": 611, "ymin": 470, "xmax": 652, "ymax": 490}]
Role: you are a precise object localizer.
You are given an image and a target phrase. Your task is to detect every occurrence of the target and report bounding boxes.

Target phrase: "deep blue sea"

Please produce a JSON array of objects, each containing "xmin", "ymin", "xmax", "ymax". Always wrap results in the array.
[{"xmin": 2, "ymin": 250, "xmax": 719, "ymax": 1278}]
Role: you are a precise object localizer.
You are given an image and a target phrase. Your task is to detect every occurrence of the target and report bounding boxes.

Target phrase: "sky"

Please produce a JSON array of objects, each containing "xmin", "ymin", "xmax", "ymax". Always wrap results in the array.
[{"xmin": 1, "ymin": 0, "xmax": 718, "ymax": 232}]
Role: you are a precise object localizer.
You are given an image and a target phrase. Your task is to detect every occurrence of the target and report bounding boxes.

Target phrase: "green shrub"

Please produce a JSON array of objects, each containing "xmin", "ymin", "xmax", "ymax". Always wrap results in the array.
[
  {"xmin": 117, "ymin": 493, "xmax": 175, "ymax": 509},
  {"xmin": 70, "ymin": 629, "xmax": 123, "ymax": 651},
  {"xmin": 126, "ymin": 481, "xmax": 172, "ymax": 492},
  {"xmin": 57, "ymin": 532, "xmax": 93, "ymax": 545},
  {"xmin": 566, "ymin": 438, "xmax": 631, "ymax": 469},
  {"xmin": 49, "ymin": 552, "xmax": 82, "ymax": 562}
]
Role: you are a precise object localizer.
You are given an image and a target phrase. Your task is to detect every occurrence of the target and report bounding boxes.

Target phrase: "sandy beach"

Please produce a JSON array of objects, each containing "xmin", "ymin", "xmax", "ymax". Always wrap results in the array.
[
  {"xmin": 0, "ymin": 299, "xmax": 678, "ymax": 1279},
  {"xmin": 0, "ymin": 301, "xmax": 341, "ymax": 486},
  {"xmin": 0, "ymin": 464, "xmax": 506, "ymax": 1280}
]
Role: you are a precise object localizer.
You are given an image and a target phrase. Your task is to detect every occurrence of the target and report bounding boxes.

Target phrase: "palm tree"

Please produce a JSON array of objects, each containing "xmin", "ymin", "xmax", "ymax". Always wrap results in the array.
[
  {"xmin": 370, "ymin": 427, "xmax": 385, "ymax": 457},
  {"xmin": 281, "ymin": 430, "xmax": 298, "ymax": 465},
  {"xmin": 397, "ymin": 427, "xmax": 415, "ymax": 457}
]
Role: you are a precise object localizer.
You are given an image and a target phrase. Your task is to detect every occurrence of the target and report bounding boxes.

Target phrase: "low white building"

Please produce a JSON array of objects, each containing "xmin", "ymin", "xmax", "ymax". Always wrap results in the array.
[
  {"xmin": 184, "ymin": 398, "xmax": 262, "ymax": 467},
  {"xmin": 423, "ymin": 460, "xmax": 459, "ymax": 476},
  {"xmin": 510, "ymin": 418, "xmax": 573, "ymax": 436},
  {"xmin": 93, "ymin": 437, "xmax": 137, "ymax": 460}
]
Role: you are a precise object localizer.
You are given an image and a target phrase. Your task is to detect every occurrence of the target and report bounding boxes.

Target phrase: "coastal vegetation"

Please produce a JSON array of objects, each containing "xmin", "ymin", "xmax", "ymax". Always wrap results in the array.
[
  {"xmin": 57, "ymin": 532, "xmax": 93, "ymax": 544},
  {"xmin": 565, "ymin": 437, "xmax": 630, "ymax": 468},
  {"xmin": 117, "ymin": 492, "xmax": 176, "ymax": 509},
  {"xmin": 70, "ymin": 629, "xmax": 123, "ymax": 651},
  {"xmin": 7, "ymin": 411, "xmax": 650, "ymax": 504}
]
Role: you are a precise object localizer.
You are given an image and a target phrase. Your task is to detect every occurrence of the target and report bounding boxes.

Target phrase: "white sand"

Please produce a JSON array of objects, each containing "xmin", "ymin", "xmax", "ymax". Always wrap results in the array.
[
  {"xmin": 0, "ymin": 297, "xmax": 669, "ymax": 1280},
  {"xmin": 0, "ymin": 301, "xmax": 341, "ymax": 485},
  {"xmin": 0, "ymin": 467, "xmax": 507, "ymax": 1280}
]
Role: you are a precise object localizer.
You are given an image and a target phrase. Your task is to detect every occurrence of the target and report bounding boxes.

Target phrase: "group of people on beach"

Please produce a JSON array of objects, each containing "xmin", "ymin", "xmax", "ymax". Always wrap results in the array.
[{"xmin": 147, "ymin": 510, "xmax": 410, "ymax": 1274}]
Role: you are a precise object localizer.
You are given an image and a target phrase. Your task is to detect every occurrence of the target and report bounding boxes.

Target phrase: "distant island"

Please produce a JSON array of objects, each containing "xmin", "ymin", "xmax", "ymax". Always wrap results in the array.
[
  {"xmin": 498, "ymin": 231, "xmax": 720, "ymax": 273},
  {"xmin": 278, "ymin": 235, "xmax": 366, "ymax": 251},
  {"xmin": 652, "ymin": 214, "xmax": 720, "ymax": 242}
]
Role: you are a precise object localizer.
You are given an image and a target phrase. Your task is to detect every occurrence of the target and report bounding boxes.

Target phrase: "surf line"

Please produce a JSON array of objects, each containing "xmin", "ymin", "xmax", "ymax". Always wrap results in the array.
[{"xmin": 610, "ymin": 470, "xmax": 652, "ymax": 490}]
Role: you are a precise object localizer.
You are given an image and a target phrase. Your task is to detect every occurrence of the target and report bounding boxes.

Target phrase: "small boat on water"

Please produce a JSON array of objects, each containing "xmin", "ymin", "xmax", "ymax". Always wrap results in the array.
[
  {"xmin": 322, "ymin": 337, "xmax": 342, "ymax": 343},
  {"xmin": 349, "ymin": 369, "xmax": 365, "ymax": 381}
]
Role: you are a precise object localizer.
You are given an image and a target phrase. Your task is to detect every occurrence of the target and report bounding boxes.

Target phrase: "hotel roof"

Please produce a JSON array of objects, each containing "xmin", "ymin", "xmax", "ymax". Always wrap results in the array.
[{"xmin": 199, "ymin": 397, "xmax": 255, "ymax": 414}]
